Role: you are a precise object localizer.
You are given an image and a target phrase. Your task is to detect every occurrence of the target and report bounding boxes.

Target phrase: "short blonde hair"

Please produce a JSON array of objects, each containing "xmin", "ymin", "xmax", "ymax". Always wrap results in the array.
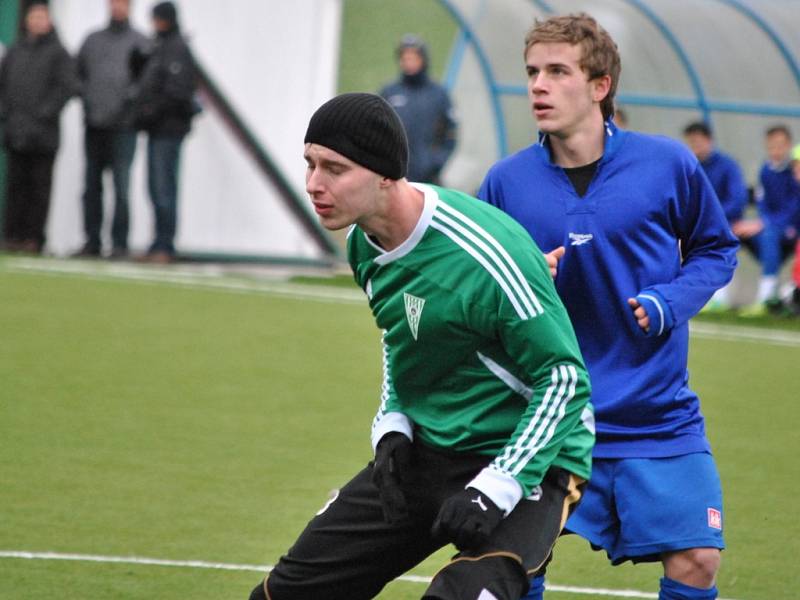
[{"xmin": 524, "ymin": 13, "xmax": 621, "ymax": 120}]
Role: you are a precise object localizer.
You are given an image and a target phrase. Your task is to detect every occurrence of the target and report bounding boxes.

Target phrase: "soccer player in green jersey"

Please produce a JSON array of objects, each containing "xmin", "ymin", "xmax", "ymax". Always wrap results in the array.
[{"xmin": 248, "ymin": 93, "xmax": 594, "ymax": 600}]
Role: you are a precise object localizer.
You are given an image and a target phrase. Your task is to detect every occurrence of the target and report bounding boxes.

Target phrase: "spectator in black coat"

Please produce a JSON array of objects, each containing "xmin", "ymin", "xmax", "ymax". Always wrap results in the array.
[
  {"xmin": 0, "ymin": 2, "xmax": 77, "ymax": 253},
  {"xmin": 130, "ymin": 1, "xmax": 197, "ymax": 263}
]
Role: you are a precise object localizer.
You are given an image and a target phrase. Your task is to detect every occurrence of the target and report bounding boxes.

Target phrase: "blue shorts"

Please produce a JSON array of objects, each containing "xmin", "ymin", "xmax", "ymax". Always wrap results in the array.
[{"xmin": 565, "ymin": 453, "xmax": 725, "ymax": 564}]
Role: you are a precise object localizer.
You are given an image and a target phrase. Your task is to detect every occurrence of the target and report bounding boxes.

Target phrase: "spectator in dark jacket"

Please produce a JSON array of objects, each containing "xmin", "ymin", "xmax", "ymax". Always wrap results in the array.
[
  {"xmin": 379, "ymin": 34, "xmax": 456, "ymax": 184},
  {"xmin": 0, "ymin": 2, "xmax": 77, "ymax": 254},
  {"xmin": 75, "ymin": 0, "xmax": 147, "ymax": 259},
  {"xmin": 131, "ymin": 1, "xmax": 197, "ymax": 263}
]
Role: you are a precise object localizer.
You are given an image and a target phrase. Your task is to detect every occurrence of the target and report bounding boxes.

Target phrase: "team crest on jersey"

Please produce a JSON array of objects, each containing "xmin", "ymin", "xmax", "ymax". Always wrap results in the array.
[
  {"xmin": 707, "ymin": 508, "xmax": 722, "ymax": 530},
  {"xmin": 569, "ymin": 232, "xmax": 593, "ymax": 246},
  {"xmin": 404, "ymin": 292, "xmax": 426, "ymax": 340}
]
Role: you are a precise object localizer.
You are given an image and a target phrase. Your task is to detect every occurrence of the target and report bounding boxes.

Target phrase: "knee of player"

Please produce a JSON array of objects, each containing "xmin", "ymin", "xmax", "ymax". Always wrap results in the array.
[
  {"xmin": 687, "ymin": 547, "xmax": 721, "ymax": 580},
  {"xmin": 665, "ymin": 547, "xmax": 721, "ymax": 586},
  {"xmin": 262, "ymin": 573, "xmax": 330, "ymax": 600},
  {"xmin": 425, "ymin": 554, "xmax": 528, "ymax": 600},
  {"xmin": 248, "ymin": 579, "xmax": 268, "ymax": 600}
]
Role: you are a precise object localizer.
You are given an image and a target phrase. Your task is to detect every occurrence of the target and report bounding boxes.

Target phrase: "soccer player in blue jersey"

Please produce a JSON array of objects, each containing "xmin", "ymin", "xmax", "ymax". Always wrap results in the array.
[{"xmin": 478, "ymin": 13, "xmax": 739, "ymax": 600}]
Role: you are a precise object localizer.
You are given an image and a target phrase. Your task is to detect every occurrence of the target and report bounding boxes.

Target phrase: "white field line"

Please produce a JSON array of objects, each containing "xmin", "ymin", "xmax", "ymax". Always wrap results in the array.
[
  {"xmin": 5, "ymin": 257, "xmax": 800, "ymax": 349},
  {"xmin": 0, "ymin": 260, "xmax": 751, "ymax": 600},
  {"xmin": 689, "ymin": 321, "xmax": 800, "ymax": 347},
  {"xmin": 1, "ymin": 257, "xmax": 365, "ymax": 305},
  {"xmin": 1, "ymin": 550, "xmax": 747, "ymax": 599}
]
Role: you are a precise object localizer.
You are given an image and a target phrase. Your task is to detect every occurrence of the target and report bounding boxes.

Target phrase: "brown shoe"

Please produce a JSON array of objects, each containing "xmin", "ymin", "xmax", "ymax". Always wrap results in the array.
[
  {"xmin": 135, "ymin": 251, "xmax": 174, "ymax": 264},
  {"xmin": 149, "ymin": 251, "xmax": 174, "ymax": 264}
]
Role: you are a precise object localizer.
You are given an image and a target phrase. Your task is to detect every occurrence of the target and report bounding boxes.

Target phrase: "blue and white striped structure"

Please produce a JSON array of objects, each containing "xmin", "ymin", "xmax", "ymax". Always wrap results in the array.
[{"xmin": 436, "ymin": 0, "xmax": 800, "ymax": 191}]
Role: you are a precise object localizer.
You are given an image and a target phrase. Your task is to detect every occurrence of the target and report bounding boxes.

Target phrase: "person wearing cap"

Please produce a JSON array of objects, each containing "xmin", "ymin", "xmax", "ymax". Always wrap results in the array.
[
  {"xmin": 379, "ymin": 34, "xmax": 457, "ymax": 185},
  {"xmin": 248, "ymin": 92, "xmax": 594, "ymax": 600},
  {"xmin": 130, "ymin": 1, "xmax": 197, "ymax": 263}
]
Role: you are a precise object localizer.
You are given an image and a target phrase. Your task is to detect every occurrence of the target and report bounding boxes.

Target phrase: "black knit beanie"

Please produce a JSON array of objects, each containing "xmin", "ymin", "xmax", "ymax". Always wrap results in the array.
[
  {"xmin": 304, "ymin": 93, "xmax": 408, "ymax": 180},
  {"xmin": 152, "ymin": 1, "xmax": 177, "ymax": 26}
]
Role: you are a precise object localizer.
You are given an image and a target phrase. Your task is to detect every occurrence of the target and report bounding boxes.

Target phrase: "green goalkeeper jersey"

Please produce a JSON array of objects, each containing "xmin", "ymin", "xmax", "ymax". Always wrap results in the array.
[{"xmin": 348, "ymin": 183, "xmax": 594, "ymax": 513}]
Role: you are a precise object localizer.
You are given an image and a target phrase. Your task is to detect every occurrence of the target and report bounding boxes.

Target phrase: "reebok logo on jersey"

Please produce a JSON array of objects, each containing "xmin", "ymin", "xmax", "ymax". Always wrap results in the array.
[
  {"xmin": 471, "ymin": 495, "xmax": 488, "ymax": 511},
  {"xmin": 569, "ymin": 232, "xmax": 593, "ymax": 246},
  {"xmin": 404, "ymin": 292, "xmax": 425, "ymax": 340},
  {"xmin": 525, "ymin": 485, "xmax": 543, "ymax": 502},
  {"xmin": 707, "ymin": 508, "xmax": 722, "ymax": 530}
]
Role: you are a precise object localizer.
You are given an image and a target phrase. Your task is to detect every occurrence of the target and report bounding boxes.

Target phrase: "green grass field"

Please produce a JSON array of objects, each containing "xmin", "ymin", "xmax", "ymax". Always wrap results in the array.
[
  {"xmin": 338, "ymin": 0, "xmax": 457, "ymax": 94},
  {"xmin": 1, "ymin": 256, "xmax": 798, "ymax": 599}
]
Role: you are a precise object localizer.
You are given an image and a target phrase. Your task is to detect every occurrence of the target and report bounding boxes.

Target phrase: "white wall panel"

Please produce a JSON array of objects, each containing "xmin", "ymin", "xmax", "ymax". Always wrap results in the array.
[{"xmin": 46, "ymin": 0, "xmax": 341, "ymax": 259}]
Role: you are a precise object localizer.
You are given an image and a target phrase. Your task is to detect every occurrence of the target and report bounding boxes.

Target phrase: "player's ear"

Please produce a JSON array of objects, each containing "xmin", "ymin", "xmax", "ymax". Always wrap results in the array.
[
  {"xmin": 592, "ymin": 74, "xmax": 611, "ymax": 104},
  {"xmin": 378, "ymin": 176, "xmax": 396, "ymax": 190}
]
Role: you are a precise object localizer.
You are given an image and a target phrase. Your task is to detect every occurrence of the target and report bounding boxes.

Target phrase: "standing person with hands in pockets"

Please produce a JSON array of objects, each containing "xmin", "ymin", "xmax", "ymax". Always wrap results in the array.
[
  {"xmin": 478, "ymin": 13, "xmax": 738, "ymax": 600},
  {"xmin": 130, "ymin": 1, "xmax": 197, "ymax": 264},
  {"xmin": 0, "ymin": 1, "xmax": 76, "ymax": 254},
  {"xmin": 247, "ymin": 92, "xmax": 594, "ymax": 600},
  {"xmin": 75, "ymin": 0, "xmax": 147, "ymax": 259}
]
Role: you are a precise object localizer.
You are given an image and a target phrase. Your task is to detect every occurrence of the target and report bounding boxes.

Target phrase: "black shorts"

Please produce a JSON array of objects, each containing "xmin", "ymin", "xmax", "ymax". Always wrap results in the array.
[{"xmin": 264, "ymin": 442, "xmax": 584, "ymax": 600}]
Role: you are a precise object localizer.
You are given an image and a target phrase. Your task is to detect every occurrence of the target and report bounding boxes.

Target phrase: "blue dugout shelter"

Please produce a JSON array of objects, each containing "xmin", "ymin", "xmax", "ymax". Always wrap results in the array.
[{"xmin": 437, "ymin": 0, "xmax": 800, "ymax": 192}]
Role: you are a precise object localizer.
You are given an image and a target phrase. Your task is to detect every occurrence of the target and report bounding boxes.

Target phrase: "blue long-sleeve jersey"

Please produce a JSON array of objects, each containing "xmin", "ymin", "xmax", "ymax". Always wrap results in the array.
[
  {"xmin": 478, "ymin": 122, "xmax": 739, "ymax": 458},
  {"xmin": 701, "ymin": 150, "xmax": 748, "ymax": 224},
  {"xmin": 757, "ymin": 161, "xmax": 800, "ymax": 230}
]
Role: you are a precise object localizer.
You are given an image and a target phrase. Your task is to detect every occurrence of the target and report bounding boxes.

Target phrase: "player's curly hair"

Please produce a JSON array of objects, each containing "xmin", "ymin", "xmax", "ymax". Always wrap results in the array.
[{"xmin": 524, "ymin": 13, "xmax": 621, "ymax": 121}]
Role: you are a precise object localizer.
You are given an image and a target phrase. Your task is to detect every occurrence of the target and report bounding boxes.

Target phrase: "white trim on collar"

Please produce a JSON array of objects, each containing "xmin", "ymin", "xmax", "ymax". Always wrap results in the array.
[{"xmin": 369, "ymin": 183, "xmax": 438, "ymax": 265}]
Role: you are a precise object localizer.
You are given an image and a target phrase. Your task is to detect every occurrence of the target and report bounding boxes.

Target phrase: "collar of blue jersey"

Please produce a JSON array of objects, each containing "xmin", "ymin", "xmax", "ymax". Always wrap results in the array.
[
  {"xmin": 766, "ymin": 158, "xmax": 792, "ymax": 172},
  {"xmin": 535, "ymin": 119, "xmax": 624, "ymax": 167},
  {"xmin": 701, "ymin": 149, "xmax": 721, "ymax": 167}
]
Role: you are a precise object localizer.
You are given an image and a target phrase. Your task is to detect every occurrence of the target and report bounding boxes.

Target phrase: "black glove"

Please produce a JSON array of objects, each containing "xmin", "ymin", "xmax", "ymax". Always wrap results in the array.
[
  {"xmin": 371, "ymin": 432, "xmax": 413, "ymax": 523},
  {"xmin": 431, "ymin": 487, "xmax": 504, "ymax": 550},
  {"xmin": 128, "ymin": 46, "xmax": 151, "ymax": 80}
]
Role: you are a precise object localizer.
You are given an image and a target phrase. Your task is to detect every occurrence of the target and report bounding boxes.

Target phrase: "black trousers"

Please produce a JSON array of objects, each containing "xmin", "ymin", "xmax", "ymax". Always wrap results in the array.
[
  {"xmin": 3, "ymin": 148, "xmax": 55, "ymax": 251},
  {"xmin": 263, "ymin": 442, "xmax": 584, "ymax": 600},
  {"xmin": 81, "ymin": 128, "xmax": 138, "ymax": 253}
]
